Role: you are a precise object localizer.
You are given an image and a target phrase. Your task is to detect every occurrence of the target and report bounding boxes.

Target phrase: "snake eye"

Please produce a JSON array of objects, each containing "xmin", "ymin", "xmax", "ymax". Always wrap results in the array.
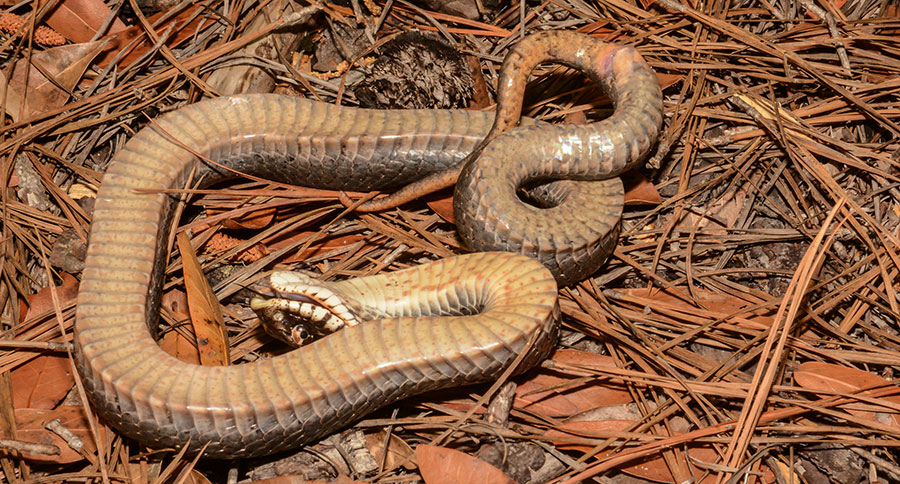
[{"xmin": 290, "ymin": 326, "xmax": 312, "ymax": 345}]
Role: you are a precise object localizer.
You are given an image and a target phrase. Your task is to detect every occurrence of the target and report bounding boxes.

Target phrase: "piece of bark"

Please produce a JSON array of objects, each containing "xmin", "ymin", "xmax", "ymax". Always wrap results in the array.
[{"xmin": 206, "ymin": 3, "xmax": 322, "ymax": 95}]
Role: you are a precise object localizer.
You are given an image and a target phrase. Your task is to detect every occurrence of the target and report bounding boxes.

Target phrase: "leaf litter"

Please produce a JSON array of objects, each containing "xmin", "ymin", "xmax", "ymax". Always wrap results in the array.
[{"xmin": 0, "ymin": 0, "xmax": 899, "ymax": 483}]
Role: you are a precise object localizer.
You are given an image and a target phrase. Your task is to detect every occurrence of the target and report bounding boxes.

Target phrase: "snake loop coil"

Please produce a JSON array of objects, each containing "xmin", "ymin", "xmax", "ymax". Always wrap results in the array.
[{"xmin": 75, "ymin": 31, "xmax": 662, "ymax": 457}]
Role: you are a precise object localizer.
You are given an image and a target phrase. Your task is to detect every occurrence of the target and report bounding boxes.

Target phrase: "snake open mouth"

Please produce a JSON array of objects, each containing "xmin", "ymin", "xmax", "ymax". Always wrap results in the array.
[{"xmin": 250, "ymin": 272, "xmax": 362, "ymax": 346}]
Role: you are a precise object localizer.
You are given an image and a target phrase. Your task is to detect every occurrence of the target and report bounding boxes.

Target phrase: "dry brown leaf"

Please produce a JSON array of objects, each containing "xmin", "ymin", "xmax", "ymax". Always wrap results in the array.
[
  {"xmin": 515, "ymin": 349, "xmax": 633, "ymax": 417},
  {"xmin": 678, "ymin": 185, "xmax": 749, "ymax": 236},
  {"xmin": 94, "ymin": 4, "xmax": 214, "ymax": 69},
  {"xmin": 424, "ymin": 190, "xmax": 455, "ymax": 223},
  {"xmin": 245, "ymin": 477, "xmax": 367, "ymax": 484},
  {"xmin": 178, "ymin": 233, "xmax": 230, "ymax": 366},
  {"xmin": 805, "ymin": 0, "xmax": 846, "ymax": 19},
  {"xmin": 546, "ymin": 420, "xmax": 719, "ymax": 483},
  {"xmin": 159, "ymin": 289, "xmax": 201, "ymax": 364},
  {"xmin": 466, "ymin": 55, "xmax": 491, "ymax": 110},
  {"xmin": 545, "ymin": 419, "xmax": 639, "ymax": 452},
  {"xmin": 266, "ymin": 231, "xmax": 368, "ymax": 262},
  {"xmin": 623, "ymin": 170, "xmax": 662, "ymax": 205},
  {"xmin": 159, "ymin": 330, "xmax": 202, "ymax": 365},
  {"xmin": 0, "ymin": 40, "xmax": 107, "ymax": 121},
  {"xmin": 615, "ymin": 287, "xmax": 775, "ymax": 330},
  {"xmin": 206, "ymin": 205, "xmax": 277, "ymax": 230},
  {"xmin": 435, "ymin": 349, "xmax": 633, "ymax": 416},
  {"xmin": 771, "ymin": 459, "xmax": 801, "ymax": 484},
  {"xmin": 10, "ymin": 355, "xmax": 74, "ymax": 410},
  {"xmin": 365, "ymin": 430, "xmax": 416, "ymax": 472},
  {"xmin": 794, "ymin": 362, "xmax": 900, "ymax": 428},
  {"xmin": 45, "ymin": 0, "xmax": 127, "ymax": 43},
  {"xmin": 416, "ymin": 444, "xmax": 515, "ymax": 484},
  {"xmin": 429, "ymin": 396, "xmax": 486, "ymax": 415},
  {"xmin": 655, "ymin": 72, "xmax": 682, "ymax": 91},
  {"xmin": 7, "ymin": 406, "xmax": 102, "ymax": 464},
  {"xmin": 180, "ymin": 469, "xmax": 215, "ymax": 484},
  {"xmin": 564, "ymin": 109, "xmax": 589, "ymax": 125},
  {"xmin": 162, "ymin": 288, "xmax": 190, "ymax": 321},
  {"xmin": 330, "ymin": 476, "xmax": 366, "ymax": 484},
  {"xmin": 242, "ymin": 478, "xmax": 308, "ymax": 484},
  {"xmin": 19, "ymin": 272, "xmax": 79, "ymax": 323}
]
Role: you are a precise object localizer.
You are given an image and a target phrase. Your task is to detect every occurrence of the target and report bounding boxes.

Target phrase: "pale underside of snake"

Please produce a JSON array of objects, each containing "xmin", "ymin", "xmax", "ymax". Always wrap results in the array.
[{"xmin": 74, "ymin": 30, "xmax": 663, "ymax": 457}]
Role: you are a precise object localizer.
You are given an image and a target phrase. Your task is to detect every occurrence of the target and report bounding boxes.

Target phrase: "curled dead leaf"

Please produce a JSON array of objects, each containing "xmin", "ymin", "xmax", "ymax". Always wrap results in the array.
[
  {"xmin": 794, "ymin": 361, "xmax": 900, "ymax": 428},
  {"xmin": 266, "ymin": 231, "xmax": 368, "ymax": 263},
  {"xmin": 546, "ymin": 420, "xmax": 719, "ymax": 483},
  {"xmin": 432, "ymin": 349, "xmax": 634, "ymax": 417},
  {"xmin": 94, "ymin": 4, "xmax": 215, "ymax": 69},
  {"xmin": 676, "ymin": 185, "xmax": 749, "ymax": 236},
  {"xmin": 365, "ymin": 430, "xmax": 416, "ymax": 472},
  {"xmin": 244, "ymin": 476, "xmax": 367, "ymax": 484},
  {"xmin": 10, "ymin": 355, "xmax": 74, "ymax": 410},
  {"xmin": 159, "ymin": 329, "xmax": 202, "ymax": 365},
  {"xmin": 515, "ymin": 349, "xmax": 633, "ymax": 417},
  {"xmin": 160, "ymin": 289, "xmax": 201, "ymax": 364},
  {"xmin": 623, "ymin": 170, "xmax": 662, "ymax": 205},
  {"xmin": 6, "ymin": 406, "xmax": 102, "ymax": 464},
  {"xmin": 20, "ymin": 273, "xmax": 79, "ymax": 323},
  {"xmin": 424, "ymin": 190, "xmax": 455, "ymax": 223},
  {"xmin": 416, "ymin": 444, "xmax": 515, "ymax": 484},
  {"xmin": 206, "ymin": 205, "xmax": 277, "ymax": 230},
  {"xmin": 178, "ymin": 233, "xmax": 230, "ymax": 366},
  {"xmin": 44, "ymin": 0, "xmax": 127, "ymax": 43},
  {"xmin": 1, "ymin": 40, "xmax": 108, "ymax": 121},
  {"xmin": 612, "ymin": 287, "xmax": 775, "ymax": 330}
]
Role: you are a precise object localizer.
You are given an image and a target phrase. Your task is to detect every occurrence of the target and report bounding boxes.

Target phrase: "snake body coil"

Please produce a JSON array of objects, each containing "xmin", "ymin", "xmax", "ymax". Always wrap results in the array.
[{"xmin": 75, "ymin": 31, "xmax": 662, "ymax": 457}]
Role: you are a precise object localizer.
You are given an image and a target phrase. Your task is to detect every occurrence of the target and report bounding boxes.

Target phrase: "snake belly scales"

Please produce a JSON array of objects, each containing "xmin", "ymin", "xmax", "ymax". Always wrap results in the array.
[{"xmin": 74, "ymin": 31, "xmax": 662, "ymax": 457}]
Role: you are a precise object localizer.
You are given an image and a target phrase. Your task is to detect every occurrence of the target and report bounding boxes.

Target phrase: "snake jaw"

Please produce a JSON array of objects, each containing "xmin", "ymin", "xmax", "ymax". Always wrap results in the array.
[{"xmin": 250, "ymin": 272, "xmax": 362, "ymax": 347}]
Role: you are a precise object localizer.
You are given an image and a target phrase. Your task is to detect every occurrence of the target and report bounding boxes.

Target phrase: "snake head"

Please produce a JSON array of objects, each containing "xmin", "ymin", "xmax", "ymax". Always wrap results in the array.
[{"xmin": 249, "ymin": 271, "xmax": 361, "ymax": 347}]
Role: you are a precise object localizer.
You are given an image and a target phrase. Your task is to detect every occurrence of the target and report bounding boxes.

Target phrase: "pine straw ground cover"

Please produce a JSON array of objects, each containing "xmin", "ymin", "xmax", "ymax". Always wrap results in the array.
[{"xmin": 1, "ymin": 0, "xmax": 899, "ymax": 482}]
